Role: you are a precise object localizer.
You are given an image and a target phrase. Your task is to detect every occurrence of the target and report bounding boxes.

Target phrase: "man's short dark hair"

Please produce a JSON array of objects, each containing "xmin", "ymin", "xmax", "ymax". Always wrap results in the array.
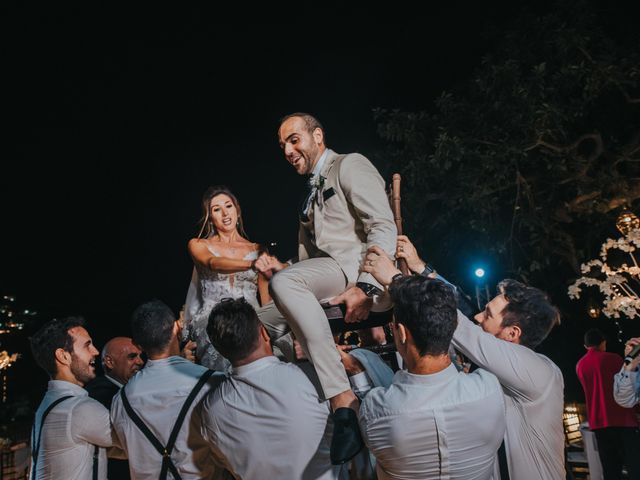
[
  {"xmin": 389, "ymin": 276, "xmax": 457, "ymax": 356},
  {"xmin": 207, "ymin": 298, "xmax": 261, "ymax": 364},
  {"xmin": 584, "ymin": 328, "xmax": 605, "ymax": 347},
  {"xmin": 498, "ymin": 279, "xmax": 560, "ymax": 349},
  {"xmin": 30, "ymin": 316, "xmax": 86, "ymax": 377},
  {"xmin": 280, "ymin": 112, "xmax": 326, "ymax": 142},
  {"xmin": 130, "ymin": 300, "xmax": 176, "ymax": 356}
]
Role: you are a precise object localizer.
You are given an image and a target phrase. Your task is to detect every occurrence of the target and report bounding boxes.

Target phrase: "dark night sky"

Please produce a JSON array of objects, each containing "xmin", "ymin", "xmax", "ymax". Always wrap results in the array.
[{"xmin": 1, "ymin": 2, "xmax": 632, "ymax": 400}]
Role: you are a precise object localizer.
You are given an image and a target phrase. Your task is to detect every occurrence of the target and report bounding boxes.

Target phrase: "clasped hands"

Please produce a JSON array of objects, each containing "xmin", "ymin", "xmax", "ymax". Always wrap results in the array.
[{"xmin": 253, "ymin": 253, "xmax": 288, "ymax": 278}]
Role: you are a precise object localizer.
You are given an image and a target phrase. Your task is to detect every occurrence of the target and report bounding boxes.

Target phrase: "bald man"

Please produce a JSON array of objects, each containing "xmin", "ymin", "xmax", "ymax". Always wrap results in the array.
[
  {"xmin": 85, "ymin": 337, "xmax": 143, "ymax": 480},
  {"xmin": 86, "ymin": 337, "xmax": 144, "ymax": 408}
]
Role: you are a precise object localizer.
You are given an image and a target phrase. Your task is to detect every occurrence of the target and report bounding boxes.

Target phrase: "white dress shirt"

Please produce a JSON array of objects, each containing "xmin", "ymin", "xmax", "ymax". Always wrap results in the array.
[
  {"xmin": 110, "ymin": 355, "xmax": 225, "ymax": 480},
  {"xmin": 358, "ymin": 362, "xmax": 505, "ymax": 479},
  {"xmin": 614, "ymin": 366, "xmax": 640, "ymax": 407},
  {"xmin": 452, "ymin": 311, "xmax": 565, "ymax": 480},
  {"xmin": 30, "ymin": 380, "xmax": 112, "ymax": 480},
  {"xmin": 104, "ymin": 373, "xmax": 123, "ymax": 388},
  {"xmin": 198, "ymin": 355, "xmax": 343, "ymax": 480}
]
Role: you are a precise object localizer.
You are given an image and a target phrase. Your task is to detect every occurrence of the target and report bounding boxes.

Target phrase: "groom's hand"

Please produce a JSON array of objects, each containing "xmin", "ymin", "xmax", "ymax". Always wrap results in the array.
[{"xmin": 330, "ymin": 286, "xmax": 372, "ymax": 323}]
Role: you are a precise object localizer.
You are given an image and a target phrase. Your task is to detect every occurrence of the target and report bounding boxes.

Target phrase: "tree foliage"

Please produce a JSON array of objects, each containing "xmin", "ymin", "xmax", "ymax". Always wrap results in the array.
[{"xmin": 375, "ymin": 3, "xmax": 640, "ymax": 291}]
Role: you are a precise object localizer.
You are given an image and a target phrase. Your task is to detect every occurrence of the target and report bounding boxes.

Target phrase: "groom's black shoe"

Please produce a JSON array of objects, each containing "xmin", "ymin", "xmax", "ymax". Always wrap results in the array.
[{"xmin": 330, "ymin": 407, "xmax": 364, "ymax": 465}]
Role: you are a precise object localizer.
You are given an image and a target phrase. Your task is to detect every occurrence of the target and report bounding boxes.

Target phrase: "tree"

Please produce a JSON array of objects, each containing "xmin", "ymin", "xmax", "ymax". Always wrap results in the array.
[{"xmin": 375, "ymin": 2, "xmax": 640, "ymax": 293}]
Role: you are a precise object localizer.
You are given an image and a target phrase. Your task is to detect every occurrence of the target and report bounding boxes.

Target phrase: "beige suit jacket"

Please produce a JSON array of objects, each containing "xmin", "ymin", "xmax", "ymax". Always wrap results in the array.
[{"xmin": 298, "ymin": 150, "xmax": 397, "ymax": 290}]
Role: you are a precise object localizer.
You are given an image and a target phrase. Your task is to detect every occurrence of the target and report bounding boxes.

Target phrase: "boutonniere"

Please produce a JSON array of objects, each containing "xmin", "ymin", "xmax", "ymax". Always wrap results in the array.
[
  {"xmin": 312, "ymin": 175, "xmax": 326, "ymax": 190},
  {"xmin": 313, "ymin": 175, "xmax": 327, "ymax": 208}
]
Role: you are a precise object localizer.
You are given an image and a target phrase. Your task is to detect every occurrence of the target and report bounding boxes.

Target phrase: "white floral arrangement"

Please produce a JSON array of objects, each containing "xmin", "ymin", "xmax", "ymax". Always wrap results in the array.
[{"xmin": 568, "ymin": 228, "xmax": 640, "ymax": 318}]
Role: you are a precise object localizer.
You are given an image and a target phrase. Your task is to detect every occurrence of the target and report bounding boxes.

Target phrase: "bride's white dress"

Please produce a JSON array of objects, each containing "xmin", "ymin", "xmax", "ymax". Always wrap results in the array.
[{"xmin": 184, "ymin": 246, "xmax": 259, "ymax": 371}]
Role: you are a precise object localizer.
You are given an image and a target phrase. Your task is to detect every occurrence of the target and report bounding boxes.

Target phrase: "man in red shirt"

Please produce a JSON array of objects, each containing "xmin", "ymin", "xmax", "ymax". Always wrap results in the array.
[{"xmin": 576, "ymin": 328, "xmax": 640, "ymax": 479}]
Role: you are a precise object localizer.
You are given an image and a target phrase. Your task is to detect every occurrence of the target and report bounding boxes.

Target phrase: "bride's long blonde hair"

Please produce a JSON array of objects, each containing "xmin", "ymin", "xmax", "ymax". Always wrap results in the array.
[{"xmin": 196, "ymin": 186, "xmax": 248, "ymax": 240}]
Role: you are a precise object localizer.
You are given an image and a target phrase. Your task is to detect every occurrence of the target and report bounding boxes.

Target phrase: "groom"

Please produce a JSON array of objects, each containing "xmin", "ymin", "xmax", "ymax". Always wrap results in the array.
[{"xmin": 256, "ymin": 112, "xmax": 396, "ymax": 464}]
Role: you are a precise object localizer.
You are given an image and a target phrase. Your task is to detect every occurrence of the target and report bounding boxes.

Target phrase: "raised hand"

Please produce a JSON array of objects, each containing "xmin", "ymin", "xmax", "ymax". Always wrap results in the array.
[
  {"xmin": 624, "ymin": 337, "xmax": 640, "ymax": 371},
  {"xmin": 396, "ymin": 235, "xmax": 426, "ymax": 273}
]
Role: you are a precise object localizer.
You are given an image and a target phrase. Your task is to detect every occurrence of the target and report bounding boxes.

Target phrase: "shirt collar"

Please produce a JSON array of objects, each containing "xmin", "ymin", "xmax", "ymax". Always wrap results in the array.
[
  {"xmin": 309, "ymin": 148, "xmax": 331, "ymax": 186},
  {"xmin": 394, "ymin": 363, "xmax": 459, "ymax": 386},
  {"xmin": 105, "ymin": 374, "xmax": 124, "ymax": 388},
  {"xmin": 232, "ymin": 355, "xmax": 280, "ymax": 377},
  {"xmin": 145, "ymin": 355, "xmax": 187, "ymax": 368},
  {"xmin": 48, "ymin": 379, "xmax": 88, "ymax": 396}
]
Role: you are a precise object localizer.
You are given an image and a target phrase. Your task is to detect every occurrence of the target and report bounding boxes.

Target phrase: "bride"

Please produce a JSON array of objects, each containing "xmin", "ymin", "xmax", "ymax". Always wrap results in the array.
[{"xmin": 183, "ymin": 186, "xmax": 285, "ymax": 370}]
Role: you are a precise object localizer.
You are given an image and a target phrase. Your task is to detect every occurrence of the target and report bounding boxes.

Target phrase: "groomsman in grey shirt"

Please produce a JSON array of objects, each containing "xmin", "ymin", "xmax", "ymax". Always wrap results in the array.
[
  {"xmin": 364, "ymin": 238, "xmax": 565, "ymax": 480},
  {"xmin": 197, "ymin": 297, "xmax": 344, "ymax": 480},
  {"xmin": 29, "ymin": 317, "xmax": 113, "ymax": 480},
  {"xmin": 341, "ymin": 275, "xmax": 506, "ymax": 479}
]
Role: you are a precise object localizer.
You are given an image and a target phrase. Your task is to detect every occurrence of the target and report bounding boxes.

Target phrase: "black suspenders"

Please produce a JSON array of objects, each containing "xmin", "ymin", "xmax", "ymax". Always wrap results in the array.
[
  {"xmin": 31, "ymin": 395, "xmax": 101, "ymax": 480},
  {"xmin": 120, "ymin": 369, "xmax": 215, "ymax": 480},
  {"xmin": 498, "ymin": 440, "xmax": 510, "ymax": 480}
]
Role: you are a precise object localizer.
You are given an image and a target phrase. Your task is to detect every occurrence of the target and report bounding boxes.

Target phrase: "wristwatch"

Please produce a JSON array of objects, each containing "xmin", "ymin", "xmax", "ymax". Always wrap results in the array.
[
  {"xmin": 420, "ymin": 263, "xmax": 436, "ymax": 277},
  {"xmin": 391, "ymin": 273, "xmax": 404, "ymax": 283},
  {"xmin": 356, "ymin": 282, "xmax": 382, "ymax": 297}
]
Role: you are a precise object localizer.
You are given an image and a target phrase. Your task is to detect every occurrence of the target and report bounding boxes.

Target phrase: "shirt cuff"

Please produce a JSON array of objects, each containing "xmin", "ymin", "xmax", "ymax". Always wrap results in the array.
[{"xmin": 349, "ymin": 371, "xmax": 371, "ymax": 389}]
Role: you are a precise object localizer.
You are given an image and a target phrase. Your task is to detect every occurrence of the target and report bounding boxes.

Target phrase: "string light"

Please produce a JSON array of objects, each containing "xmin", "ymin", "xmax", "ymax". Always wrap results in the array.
[
  {"xmin": 617, "ymin": 210, "xmax": 640, "ymax": 235},
  {"xmin": 614, "ymin": 320, "xmax": 624, "ymax": 343},
  {"xmin": 587, "ymin": 304, "xmax": 601, "ymax": 318}
]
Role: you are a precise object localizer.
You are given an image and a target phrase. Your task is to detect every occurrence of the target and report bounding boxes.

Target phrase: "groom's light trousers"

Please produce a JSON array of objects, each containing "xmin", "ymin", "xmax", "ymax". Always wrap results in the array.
[{"xmin": 266, "ymin": 257, "xmax": 351, "ymax": 400}]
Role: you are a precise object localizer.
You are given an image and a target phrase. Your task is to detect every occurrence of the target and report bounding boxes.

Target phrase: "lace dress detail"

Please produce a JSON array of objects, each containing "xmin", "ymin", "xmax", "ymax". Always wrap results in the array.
[{"xmin": 186, "ymin": 248, "xmax": 259, "ymax": 371}]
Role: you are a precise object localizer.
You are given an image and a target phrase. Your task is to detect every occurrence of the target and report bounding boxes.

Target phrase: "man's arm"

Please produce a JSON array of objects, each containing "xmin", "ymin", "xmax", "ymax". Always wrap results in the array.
[
  {"xmin": 339, "ymin": 154, "xmax": 397, "ymax": 287},
  {"xmin": 452, "ymin": 310, "xmax": 558, "ymax": 399},
  {"xmin": 328, "ymin": 155, "xmax": 396, "ymax": 322},
  {"xmin": 195, "ymin": 394, "xmax": 236, "ymax": 474},
  {"xmin": 72, "ymin": 398, "xmax": 114, "ymax": 447}
]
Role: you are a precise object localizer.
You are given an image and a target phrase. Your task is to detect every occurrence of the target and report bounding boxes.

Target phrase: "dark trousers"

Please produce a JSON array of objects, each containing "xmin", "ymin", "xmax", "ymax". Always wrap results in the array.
[{"xmin": 593, "ymin": 427, "xmax": 640, "ymax": 480}]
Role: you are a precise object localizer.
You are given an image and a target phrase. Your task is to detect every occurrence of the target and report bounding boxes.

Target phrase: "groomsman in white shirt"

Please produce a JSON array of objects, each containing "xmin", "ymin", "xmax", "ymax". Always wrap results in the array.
[
  {"xmin": 29, "ymin": 317, "xmax": 113, "ymax": 480},
  {"xmin": 341, "ymin": 275, "xmax": 506, "ymax": 479},
  {"xmin": 363, "ymin": 237, "xmax": 565, "ymax": 480},
  {"xmin": 197, "ymin": 297, "xmax": 345, "ymax": 480},
  {"xmin": 110, "ymin": 300, "xmax": 225, "ymax": 480}
]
